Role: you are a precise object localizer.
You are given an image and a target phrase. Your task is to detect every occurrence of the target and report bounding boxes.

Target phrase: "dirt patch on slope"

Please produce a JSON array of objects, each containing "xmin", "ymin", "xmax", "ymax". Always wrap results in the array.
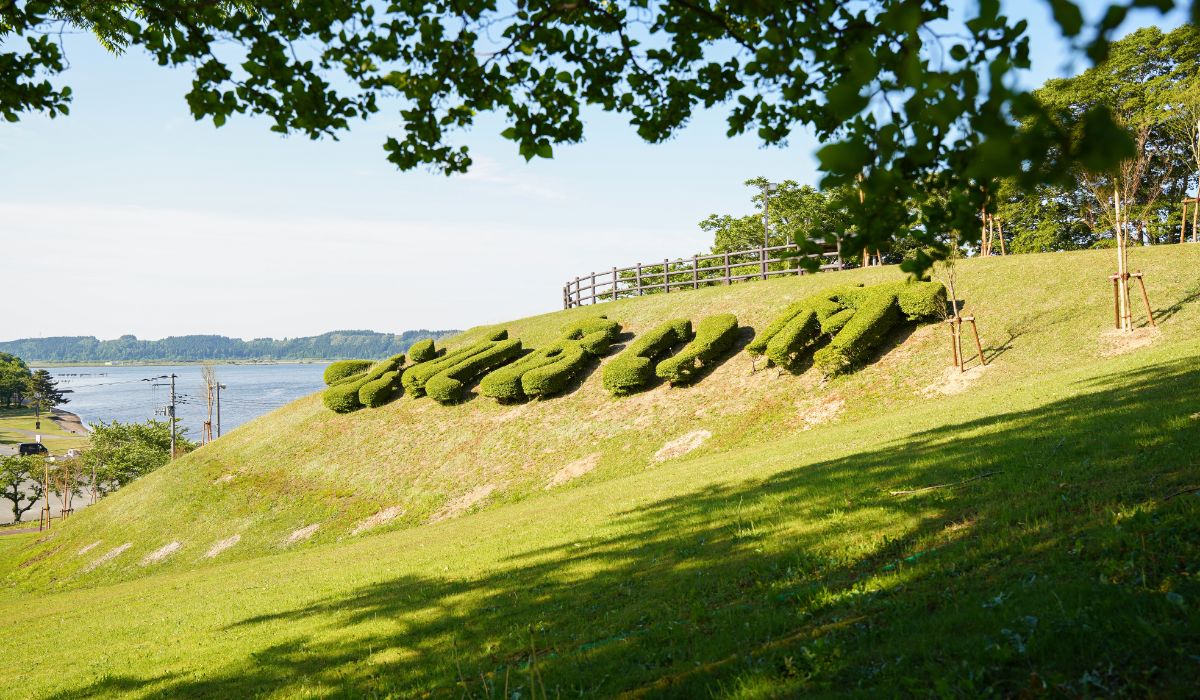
[
  {"xmin": 77, "ymin": 541, "xmax": 101, "ymax": 557},
  {"xmin": 352, "ymin": 506, "xmax": 404, "ymax": 535},
  {"xmin": 141, "ymin": 541, "xmax": 182, "ymax": 566},
  {"xmin": 653, "ymin": 430, "xmax": 712, "ymax": 464},
  {"xmin": 283, "ymin": 523, "xmax": 320, "ymax": 546},
  {"xmin": 86, "ymin": 543, "xmax": 132, "ymax": 572},
  {"xmin": 204, "ymin": 534, "xmax": 240, "ymax": 559},
  {"xmin": 1099, "ymin": 327, "xmax": 1159, "ymax": 357},
  {"xmin": 923, "ymin": 364, "xmax": 989, "ymax": 397},
  {"xmin": 545, "ymin": 453, "xmax": 601, "ymax": 489},
  {"xmin": 796, "ymin": 397, "xmax": 845, "ymax": 430},
  {"xmin": 428, "ymin": 484, "xmax": 498, "ymax": 523}
]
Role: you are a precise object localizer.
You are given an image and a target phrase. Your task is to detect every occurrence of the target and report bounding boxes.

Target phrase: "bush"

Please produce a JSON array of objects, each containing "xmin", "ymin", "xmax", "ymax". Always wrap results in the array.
[
  {"xmin": 603, "ymin": 318, "xmax": 691, "ymax": 395},
  {"xmin": 747, "ymin": 285, "xmax": 860, "ymax": 357},
  {"xmin": 323, "ymin": 354, "xmax": 405, "ymax": 413},
  {"xmin": 487, "ymin": 329, "xmax": 509, "ymax": 341},
  {"xmin": 656, "ymin": 314, "xmax": 739, "ymax": 385},
  {"xmin": 408, "ymin": 338, "xmax": 437, "ymax": 363},
  {"xmin": 746, "ymin": 300, "xmax": 808, "ymax": 357},
  {"xmin": 522, "ymin": 342, "xmax": 590, "ymax": 398},
  {"xmin": 813, "ymin": 288, "xmax": 902, "ymax": 377},
  {"xmin": 562, "ymin": 316, "xmax": 620, "ymax": 355},
  {"xmin": 403, "ymin": 343, "xmax": 493, "ymax": 396},
  {"xmin": 426, "ymin": 339, "xmax": 523, "ymax": 404},
  {"xmin": 764, "ymin": 309, "xmax": 821, "ymax": 369},
  {"xmin": 323, "ymin": 360, "xmax": 372, "ymax": 385},
  {"xmin": 820, "ymin": 308, "xmax": 856, "ymax": 336},
  {"xmin": 897, "ymin": 281, "xmax": 947, "ymax": 320},
  {"xmin": 359, "ymin": 370, "xmax": 402, "ymax": 408},
  {"xmin": 479, "ymin": 344, "xmax": 563, "ymax": 402}
]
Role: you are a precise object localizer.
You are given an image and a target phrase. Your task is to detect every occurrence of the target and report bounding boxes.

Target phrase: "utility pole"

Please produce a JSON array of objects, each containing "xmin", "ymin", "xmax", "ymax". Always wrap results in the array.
[{"xmin": 216, "ymin": 383, "xmax": 226, "ymax": 438}]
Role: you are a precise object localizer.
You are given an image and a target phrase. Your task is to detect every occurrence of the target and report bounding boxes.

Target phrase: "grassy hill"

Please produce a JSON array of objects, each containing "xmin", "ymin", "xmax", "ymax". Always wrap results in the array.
[{"xmin": 1, "ymin": 246, "xmax": 1198, "ymax": 697}]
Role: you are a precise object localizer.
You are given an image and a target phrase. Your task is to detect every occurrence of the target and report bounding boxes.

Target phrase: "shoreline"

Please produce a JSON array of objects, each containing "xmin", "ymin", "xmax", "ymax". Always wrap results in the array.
[
  {"xmin": 33, "ymin": 359, "xmax": 334, "ymax": 368},
  {"xmin": 50, "ymin": 408, "xmax": 91, "ymax": 435}
]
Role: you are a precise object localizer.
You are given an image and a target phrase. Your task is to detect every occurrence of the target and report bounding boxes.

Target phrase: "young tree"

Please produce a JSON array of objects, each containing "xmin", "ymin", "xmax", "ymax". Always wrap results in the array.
[
  {"xmin": 81, "ymin": 419, "xmax": 193, "ymax": 496},
  {"xmin": 0, "ymin": 455, "xmax": 46, "ymax": 524},
  {"xmin": 25, "ymin": 370, "xmax": 71, "ymax": 430},
  {"xmin": 2, "ymin": 1, "xmax": 1186, "ymax": 273}
]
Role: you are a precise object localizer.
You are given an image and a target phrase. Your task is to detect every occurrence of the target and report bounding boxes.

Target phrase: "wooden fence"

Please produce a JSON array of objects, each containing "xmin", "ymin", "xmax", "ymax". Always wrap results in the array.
[{"xmin": 563, "ymin": 244, "xmax": 843, "ymax": 309}]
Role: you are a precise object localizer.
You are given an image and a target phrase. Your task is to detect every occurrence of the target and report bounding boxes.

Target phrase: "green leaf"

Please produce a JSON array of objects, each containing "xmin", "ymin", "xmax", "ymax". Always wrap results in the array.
[
  {"xmin": 1048, "ymin": 0, "xmax": 1084, "ymax": 37},
  {"xmin": 535, "ymin": 142, "xmax": 553, "ymax": 159},
  {"xmin": 816, "ymin": 141, "xmax": 870, "ymax": 174}
]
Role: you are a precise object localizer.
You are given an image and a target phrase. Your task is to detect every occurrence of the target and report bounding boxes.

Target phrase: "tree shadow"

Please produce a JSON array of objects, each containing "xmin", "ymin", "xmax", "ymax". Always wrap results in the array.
[
  {"xmin": 49, "ymin": 359, "xmax": 1200, "ymax": 699},
  {"xmin": 1151, "ymin": 280, "xmax": 1200, "ymax": 324}
]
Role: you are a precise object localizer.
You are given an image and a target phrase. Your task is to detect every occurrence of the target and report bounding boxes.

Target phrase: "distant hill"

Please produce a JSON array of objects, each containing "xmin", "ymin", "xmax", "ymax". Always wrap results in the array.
[{"xmin": 0, "ymin": 330, "xmax": 459, "ymax": 363}]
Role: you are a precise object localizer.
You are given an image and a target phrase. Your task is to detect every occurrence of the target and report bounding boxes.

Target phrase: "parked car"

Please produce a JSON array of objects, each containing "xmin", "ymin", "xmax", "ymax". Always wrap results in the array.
[{"xmin": 18, "ymin": 443, "xmax": 49, "ymax": 456}]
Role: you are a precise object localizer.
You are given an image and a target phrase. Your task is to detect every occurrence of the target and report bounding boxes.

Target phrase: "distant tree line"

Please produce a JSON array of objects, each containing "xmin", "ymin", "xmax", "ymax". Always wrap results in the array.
[{"xmin": 0, "ymin": 330, "xmax": 459, "ymax": 364}]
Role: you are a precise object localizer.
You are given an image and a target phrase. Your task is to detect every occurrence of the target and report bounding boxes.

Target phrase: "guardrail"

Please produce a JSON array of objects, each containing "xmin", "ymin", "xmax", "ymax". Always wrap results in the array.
[{"xmin": 562, "ymin": 244, "xmax": 843, "ymax": 308}]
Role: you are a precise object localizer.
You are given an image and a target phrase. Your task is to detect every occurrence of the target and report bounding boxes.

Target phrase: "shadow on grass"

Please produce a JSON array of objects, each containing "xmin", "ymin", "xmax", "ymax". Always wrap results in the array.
[{"xmin": 50, "ymin": 360, "xmax": 1200, "ymax": 699}]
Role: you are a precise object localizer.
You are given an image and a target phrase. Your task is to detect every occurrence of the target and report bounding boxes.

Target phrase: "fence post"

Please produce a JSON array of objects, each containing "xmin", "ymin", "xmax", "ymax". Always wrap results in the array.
[
  {"xmin": 724, "ymin": 252, "xmax": 731, "ymax": 284},
  {"xmin": 692, "ymin": 255, "xmax": 698, "ymax": 289},
  {"xmin": 590, "ymin": 271, "xmax": 596, "ymax": 305},
  {"xmin": 636, "ymin": 262, "xmax": 642, "ymax": 296},
  {"xmin": 612, "ymin": 266, "xmax": 618, "ymax": 301},
  {"xmin": 664, "ymin": 258, "xmax": 670, "ymax": 293}
]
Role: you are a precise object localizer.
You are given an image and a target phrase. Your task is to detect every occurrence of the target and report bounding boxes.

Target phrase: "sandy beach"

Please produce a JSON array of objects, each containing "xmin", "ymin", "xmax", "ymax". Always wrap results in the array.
[{"xmin": 50, "ymin": 407, "xmax": 90, "ymax": 436}]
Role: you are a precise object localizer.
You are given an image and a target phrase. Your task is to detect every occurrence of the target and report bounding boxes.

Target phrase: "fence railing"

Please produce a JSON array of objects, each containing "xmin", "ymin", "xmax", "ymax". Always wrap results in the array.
[{"xmin": 563, "ymin": 244, "xmax": 843, "ymax": 309}]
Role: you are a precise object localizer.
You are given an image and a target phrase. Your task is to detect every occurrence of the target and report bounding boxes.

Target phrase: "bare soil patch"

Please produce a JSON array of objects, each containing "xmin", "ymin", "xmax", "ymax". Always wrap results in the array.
[
  {"xmin": 86, "ymin": 543, "xmax": 132, "ymax": 572},
  {"xmin": 77, "ymin": 541, "xmax": 101, "ymax": 557},
  {"xmin": 141, "ymin": 541, "xmax": 182, "ymax": 566},
  {"xmin": 428, "ymin": 484, "xmax": 498, "ymax": 523},
  {"xmin": 283, "ymin": 523, "xmax": 320, "ymax": 546},
  {"xmin": 352, "ymin": 506, "xmax": 404, "ymax": 535},
  {"xmin": 204, "ymin": 534, "xmax": 240, "ymax": 559},
  {"xmin": 653, "ymin": 430, "xmax": 712, "ymax": 464},
  {"xmin": 545, "ymin": 453, "xmax": 601, "ymax": 489},
  {"xmin": 213, "ymin": 474, "xmax": 235, "ymax": 485},
  {"xmin": 1099, "ymin": 326, "xmax": 1160, "ymax": 357},
  {"xmin": 796, "ymin": 397, "xmax": 845, "ymax": 430},
  {"xmin": 923, "ymin": 364, "xmax": 990, "ymax": 397}
]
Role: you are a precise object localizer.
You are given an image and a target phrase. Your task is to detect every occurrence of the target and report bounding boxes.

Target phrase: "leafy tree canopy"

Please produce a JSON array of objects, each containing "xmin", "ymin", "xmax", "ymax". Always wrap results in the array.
[
  {"xmin": 81, "ymin": 418, "xmax": 193, "ymax": 495},
  {"xmin": 2, "ymin": 0, "xmax": 1194, "ymax": 273}
]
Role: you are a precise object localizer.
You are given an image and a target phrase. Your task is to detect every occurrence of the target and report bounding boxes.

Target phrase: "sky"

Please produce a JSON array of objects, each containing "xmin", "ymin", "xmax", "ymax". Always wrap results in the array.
[{"xmin": 1, "ymin": 2, "xmax": 1188, "ymax": 341}]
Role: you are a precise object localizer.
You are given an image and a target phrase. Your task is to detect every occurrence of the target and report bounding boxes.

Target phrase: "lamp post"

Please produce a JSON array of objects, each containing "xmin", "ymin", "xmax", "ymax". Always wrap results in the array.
[{"xmin": 216, "ymin": 383, "xmax": 227, "ymax": 437}]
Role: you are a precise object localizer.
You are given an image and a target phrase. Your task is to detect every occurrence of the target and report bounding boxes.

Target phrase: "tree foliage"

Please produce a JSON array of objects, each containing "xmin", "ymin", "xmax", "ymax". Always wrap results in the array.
[
  {"xmin": 0, "ymin": 454, "xmax": 45, "ymax": 523},
  {"xmin": 4, "ymin": 1, "xmax": 1194, "ymax": 273},
  {"xmin": 81, "ymin": 418, "xmax": 193, "ymax": 495},
  {"xmin": 0, "ymin": 352, "xmax": 31, "ymax": 408}
]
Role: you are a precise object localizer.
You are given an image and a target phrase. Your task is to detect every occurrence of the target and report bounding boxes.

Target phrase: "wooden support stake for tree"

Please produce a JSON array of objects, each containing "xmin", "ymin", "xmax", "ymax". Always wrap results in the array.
[
  {"xmin": 1193, "ymin": 197, "xmax": 1199, "ymax": 243},
  {"xmin": 945, "ymin": 319, "xmax": 960, "ymax": 368},
  {"xmin": 1108, "ymin": 274, "xmax": 1121, "ymax": 329},
  {"xmin": 1182, "ymin": 200, "xmax": 1189, "ymax": 244},
  {"xmin": 996, "ymin": 216, "xmax": 1006, "ymax": 255},
  {"xmin": 961, "ymin": 316, "xmax": 986, "ymax": 367},
  {"xmin": 1131, "ymin": 271, "xmax": 1156, "ymax": 327}
]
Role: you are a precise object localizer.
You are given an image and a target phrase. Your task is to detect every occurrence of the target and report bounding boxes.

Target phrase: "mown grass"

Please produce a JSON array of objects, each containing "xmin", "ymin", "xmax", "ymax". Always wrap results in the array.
[
  {"xmin": 4, "ymin": 246, "xmax": 1197, "ymax": 592},
  {"xmin": 0, "ymin": 337, "xmax": 1197, "ymax": 697},
  {"xmin": 0, "ymin": 407, "xmax": 88, "ymax": 454}
]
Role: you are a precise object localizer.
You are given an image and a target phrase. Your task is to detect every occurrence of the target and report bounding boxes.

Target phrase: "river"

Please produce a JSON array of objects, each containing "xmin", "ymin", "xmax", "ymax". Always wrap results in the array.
[{"xmin": 39, "ymin": 363, "xmax": 330, "ymax": 438}]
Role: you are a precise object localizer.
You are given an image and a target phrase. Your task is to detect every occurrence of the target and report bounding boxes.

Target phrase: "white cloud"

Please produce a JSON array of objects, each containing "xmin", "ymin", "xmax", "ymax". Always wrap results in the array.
[{"xmin": 459, "ymin": 154, "xmax": 568, "ymax": 200}]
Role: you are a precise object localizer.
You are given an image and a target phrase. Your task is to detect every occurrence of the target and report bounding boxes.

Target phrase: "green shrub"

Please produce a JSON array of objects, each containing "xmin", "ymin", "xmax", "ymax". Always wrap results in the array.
[
  {"xmin": 323, "ymin": 354, "xmax": 405, "ymax": 413},
  {"xmin": 656, "ymin": 314, "xmax": 739, "ymax": 385},
  {"xmin": 746, "ymin": 300, "xmax": 809, "ymax": 357},
  {"xmin": 403, "ymin": 343, "xmax": 492, "ymax": 396},
  {"xmin": 764, "ymin": 309, "xmax": 821, "ymax": 369},
  {"xmin": 323, "ymin": 360, "xmax": 372, "ymax": 385},
  {"xmin": 487, "ymin": 329, "xmax": 509, "ymax": 341},
  {"xmin": 603, "ymin": 318, "xmax": 692, "ymax": 395},
  {"xmin": 820, "ymin": 308, "xmax": 856, "ymax": 336},
  {"xmin": 522, "ymin": 342, "xmax": 590, "ymax": 398},
  {"xmin": 813, "ymin": 288, "xmax": 902, "ymax": 377},
  {"xmin": 897, "ymin": 281, "xmax": 947, "ymax": 320},
  {"xmin": 359, "ymin": 370, "xmax": 402, "ymax": 408},
  {"xmin": 562, "ymin": 316, "xmax": 621, "ymax": 355},
  {"xmin": 426, "ymin": 339, "xmax": 523, "ymax": 404},
  {"xmin": 479, "ymin": 344, "xmax": 563, "ymax": 402},
  {"xmin": 408, "ymin": 338, "xmax": 437, "ymax": 363}
]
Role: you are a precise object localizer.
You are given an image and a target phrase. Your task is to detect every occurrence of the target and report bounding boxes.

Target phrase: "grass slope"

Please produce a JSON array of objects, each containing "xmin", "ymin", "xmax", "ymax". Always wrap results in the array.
[{"xmin": 0, "ymin": 247, "xmax": 1197, "ymax": 697}]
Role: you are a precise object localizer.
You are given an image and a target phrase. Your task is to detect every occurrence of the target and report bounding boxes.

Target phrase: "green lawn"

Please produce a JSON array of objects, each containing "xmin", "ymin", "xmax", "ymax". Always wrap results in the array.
[
  {"xmin": 0, "ymin": 247, "xmax": 1197, "ymax": 697},
  {"xmin": 0, "ymin": 407, "xmax": 88, "ymax": 454}
]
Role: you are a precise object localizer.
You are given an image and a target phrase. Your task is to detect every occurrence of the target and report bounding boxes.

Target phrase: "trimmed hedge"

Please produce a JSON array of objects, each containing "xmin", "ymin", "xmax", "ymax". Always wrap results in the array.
[
  {"xmin": 522, "ymin": 341, "xmax": 590, "ymax": 398},
  {"xmin": 426, "ymin": 339, "xmax": 523, "ymax": 404},
  {"xmin": 403, "ymin": 343, "xmax": 492, "ymax": 396},
  {"xmin": 764, "ymin": 309, "xmax": 821, "ymax": 369},
  {"xmin": 746, "ymin": 299, "xmax": 809, "ymax": 357},
  {"xmin": 656, "ymin": 314, "xmax": 739, "ymax": 385},
  {"xmin": 323, "ymin": 360, "xmax": 372, "ymax": 385},
  {"xmin": 602, "ymin": 318, "xmax": 691, "ymax": 395},
  {"xmin": 897, "ymin": 281, "xmax": 947, "ymax": 320},
  {"xmin": 323, "ymin": 354, "xmax": 405, "ymax": 413},
  {"xmin": 747, "ymin": 285, "xmax": 859, "ymax": 357},
  {"xmin": 407, "ymin": 338, "xmax": 437, "ymax": 363},
  {"xmin": 813, "ymin": 288, "xmax": 902, "ymax": 377},
  {"xmin": 359, "ymin": 369, "xmax": 402, "ymax": 408},
  {"xmin": 820, "ymin": 307, "xmax": 856, "ymax": 336},
  {"xmin": 487, "ymin": 329, "xmax": 509, "ymax": 341},
  {"xmin": 562, "ymin": 316, "xmax": 621, "ymax": 356},
  {"xmin": 479, "ymin": 343, "xmax": 564, "ymax": 402}
]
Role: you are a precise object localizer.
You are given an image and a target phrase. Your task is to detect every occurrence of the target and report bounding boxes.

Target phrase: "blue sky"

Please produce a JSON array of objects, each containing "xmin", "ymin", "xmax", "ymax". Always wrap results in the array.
[{"xmin": 1, "ymin": 2, "xmax": 1187, "ymax": 340}]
